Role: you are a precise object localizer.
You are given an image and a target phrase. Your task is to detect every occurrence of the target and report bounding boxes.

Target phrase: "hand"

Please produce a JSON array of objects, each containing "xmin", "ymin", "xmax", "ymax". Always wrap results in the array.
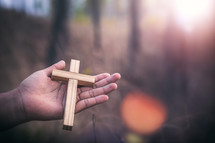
[{"xmin": 18, "ymin": 60, "xmax": 121, "ymax": 121}]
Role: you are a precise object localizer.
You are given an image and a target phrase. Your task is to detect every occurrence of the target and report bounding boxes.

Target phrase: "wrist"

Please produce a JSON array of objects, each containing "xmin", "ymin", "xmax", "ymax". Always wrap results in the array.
[
  {"xmin": 16, "ymin": 86, "xmax": 29, "ymax": 122},
  {"xmin": 0, "ymin": 87, "xmax": 28, "ymax": 130}
]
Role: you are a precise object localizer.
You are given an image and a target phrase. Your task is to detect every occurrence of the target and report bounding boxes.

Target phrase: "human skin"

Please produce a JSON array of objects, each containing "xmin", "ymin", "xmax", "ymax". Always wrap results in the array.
[{"xmin": 0, "ymin": 60, "xmax": 121, "ymax": 131}]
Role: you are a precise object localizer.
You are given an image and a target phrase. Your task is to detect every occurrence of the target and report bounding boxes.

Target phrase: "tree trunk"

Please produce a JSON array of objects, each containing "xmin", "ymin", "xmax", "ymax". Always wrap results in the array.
[
  {"xmin": 127, "ymin": 0, "xmax": 140, "ymax": 73},
  {"xmin": 47, "ymin": 0, "xmax": 70, "ymax": 65},
  {"xmin": 90, "ymin": 0, "xmax": 101, "ymax": 49}
]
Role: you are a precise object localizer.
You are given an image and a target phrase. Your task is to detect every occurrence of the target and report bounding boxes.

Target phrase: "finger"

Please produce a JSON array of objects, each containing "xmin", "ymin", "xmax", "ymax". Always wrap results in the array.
[
  {"xmin": 75, "ymin": 95, "xmax": 109, "ymax": 113},
  {"xmin": 94, "ymin": 73, "xmax": 121, "ymax": 88},
  {"xmin": 77, "ymin": 87, "xmax": 92, "ymax": 94},
  {"xmin": 79, "ymin": 83, "xmax": 117, "ymax": 100},
  {"xmin": 95, "ymin": 73, "xmax": 110, "ymax": 82},
  {"xmin": 77, "ymin": 73, "xmax": 120, "ymax": 93},
  {"xmin": 44, "ymin": 60, "xmax": 66, "ymax": 76},
  {"xmin": 76, "ymin": 87, "xmax": 93, "ymax": 103}
]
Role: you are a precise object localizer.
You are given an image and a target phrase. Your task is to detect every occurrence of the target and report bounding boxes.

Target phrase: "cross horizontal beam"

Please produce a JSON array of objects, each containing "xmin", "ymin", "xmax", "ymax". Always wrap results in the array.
[{"xmin": 51, "ymin": 69, "xmax": 95, "ymax": 87}]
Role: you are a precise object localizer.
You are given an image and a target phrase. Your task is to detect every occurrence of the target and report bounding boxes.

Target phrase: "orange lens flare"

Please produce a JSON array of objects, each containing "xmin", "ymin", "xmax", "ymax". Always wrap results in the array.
[{"xmin": 121, "ymin": 92, "xmax": 167, "ymax": 135}]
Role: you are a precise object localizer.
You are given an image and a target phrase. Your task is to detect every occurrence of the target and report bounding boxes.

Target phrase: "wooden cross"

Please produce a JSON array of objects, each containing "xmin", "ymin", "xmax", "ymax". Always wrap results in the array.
[{"xmin": 51, "ymin": 59, "xmax": 95, "ymax": 131}]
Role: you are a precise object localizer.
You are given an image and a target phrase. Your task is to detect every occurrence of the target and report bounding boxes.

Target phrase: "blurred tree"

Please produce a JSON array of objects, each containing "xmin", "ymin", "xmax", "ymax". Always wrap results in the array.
[
  {"xmin": 128, "ymin": 0, "xmax": 140, "ymax": 73},
  {"xmin": 163, "ymin": 16, "xmax": 188, "ymax": 112},
  {"xmin": 89, "ymin": 0, "xmax": 101, "ymax": 49},
  {"xmin": 11, "ymin": 0, "xmax": 25, "ymax": 12},
  {"xmin": 34, "ymin": 0, "xmax": 42, "ymax": 15},
  {"xmin": 204, "ymin": 4, "xmax": 215, "ymax": 142},
  {"xmin": 47, "ymin": 0, "xmax": 70, "ymax": 65}
]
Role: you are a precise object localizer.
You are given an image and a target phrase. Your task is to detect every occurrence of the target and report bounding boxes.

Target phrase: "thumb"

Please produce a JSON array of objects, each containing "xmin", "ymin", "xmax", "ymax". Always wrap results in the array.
[{"xmin": 44, "ymin": 60, "xmax": 66, "ymax": 76}]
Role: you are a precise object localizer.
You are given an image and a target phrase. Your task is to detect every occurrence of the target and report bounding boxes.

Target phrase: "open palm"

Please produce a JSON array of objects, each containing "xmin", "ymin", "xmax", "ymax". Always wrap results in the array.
[{"xmin": 18, "ymin": 61, "xmax": 120, "ymax": 121}]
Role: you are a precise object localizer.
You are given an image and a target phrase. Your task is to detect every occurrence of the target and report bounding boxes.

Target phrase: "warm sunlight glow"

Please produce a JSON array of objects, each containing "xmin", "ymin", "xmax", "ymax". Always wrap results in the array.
[{"xmin": 174, "ymin": 0, "xmax": 212, "ymax": 31}]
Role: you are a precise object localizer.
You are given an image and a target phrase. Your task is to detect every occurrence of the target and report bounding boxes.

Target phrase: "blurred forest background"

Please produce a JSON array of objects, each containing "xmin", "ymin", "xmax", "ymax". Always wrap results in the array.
[{"xmin": 1, "ymin": 0, "xmax": 215, "ymax": 143}]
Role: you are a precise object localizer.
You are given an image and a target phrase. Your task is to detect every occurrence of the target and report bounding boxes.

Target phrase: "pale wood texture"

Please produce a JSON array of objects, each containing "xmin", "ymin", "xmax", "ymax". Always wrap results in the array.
[
  {"xmin": 51, "ymin": 69, "xmax": 95, "ymax": 87},
  {"xmin": 63, "ymin": 59, "xmax": 80, "ymax": 130}
]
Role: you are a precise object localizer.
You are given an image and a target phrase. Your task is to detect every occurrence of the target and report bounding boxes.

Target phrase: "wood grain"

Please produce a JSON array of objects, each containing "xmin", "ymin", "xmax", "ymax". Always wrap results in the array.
[
  {"xmin": 51, "ymin": 69, "xmax": 95, "ymax": 87},
  {"xmin": 63, "ymin": 59, "xmax": 80, "ymax": 130}
]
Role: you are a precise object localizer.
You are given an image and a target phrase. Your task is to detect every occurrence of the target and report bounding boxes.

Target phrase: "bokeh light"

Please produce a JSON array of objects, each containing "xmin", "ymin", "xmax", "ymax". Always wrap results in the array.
[{"xmin": 121, "ymin": 92, "xmax": 167, "ymax": 135}]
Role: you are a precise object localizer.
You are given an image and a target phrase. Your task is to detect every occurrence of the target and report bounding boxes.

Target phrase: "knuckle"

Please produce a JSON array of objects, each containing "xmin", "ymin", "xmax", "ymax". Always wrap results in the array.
[
  {"xmin": 88, "ymin": 90, "xmax": 94, "ymax": 97},
  {"xmin": 94, "ymin": 83, "xmax": 98, "ymax": 88},
  {"xmin": 84, "ymin": 99, "xmax": 90, "ymax": 107}
]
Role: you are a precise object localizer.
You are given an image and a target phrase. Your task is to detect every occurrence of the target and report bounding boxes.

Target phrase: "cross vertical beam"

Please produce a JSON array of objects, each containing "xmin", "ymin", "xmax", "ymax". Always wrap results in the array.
[
  {"xmin": 51, "ymin": 59, "xmax": 95, "ymax": 130},
  {"xmin": 63, "ymin": 59, "xmax": 80, "ymax": 130}
]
